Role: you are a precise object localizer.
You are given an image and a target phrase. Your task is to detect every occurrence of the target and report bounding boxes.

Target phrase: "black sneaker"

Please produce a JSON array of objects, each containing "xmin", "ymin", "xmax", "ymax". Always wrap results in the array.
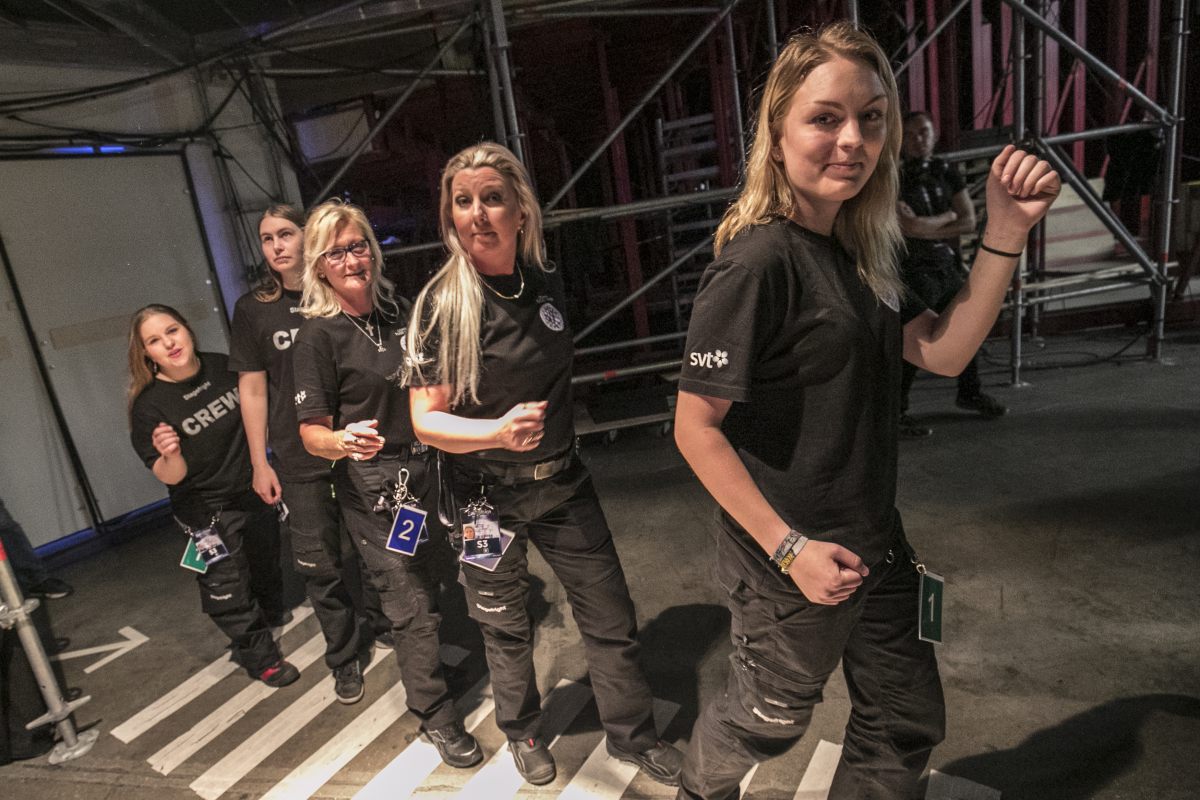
[
  {"xmin": 27, "ymin": 577, "xmax": 73, "ymax": 599},
  {"xmin": 899, "ymin": 414, "xmax": 933, "ymax": 439},
  {"xmin": 956, "ymin": 392, "xmax": 1007, "ymax": 418},
  {"xmin": 508, "ymin": 737, "xmax": 555, "ymax": 785},
  {"xmin": 606, "ymin": 739, "xmax": 683, "ymax": 787},
  {"xmin": 332, "ymin": 660, "xmax": 364, "ymax": 704},
  {"xmin": 257, "ymin": 659, "xmax": 301, "ymax": 688},
  {"xmin": 425, "ymin": 721, "xmax": 483, "ymax": 768}
]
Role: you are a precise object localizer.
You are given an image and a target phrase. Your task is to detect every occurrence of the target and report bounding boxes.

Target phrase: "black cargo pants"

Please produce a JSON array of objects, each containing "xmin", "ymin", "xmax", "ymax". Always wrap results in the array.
[
  {"xmin": 677, "ymin": 523, "xmax": 945, "ymax": 800},
  {"xmin": 453, "ymin": 458, "xmax": 658, "ymax": 752}
]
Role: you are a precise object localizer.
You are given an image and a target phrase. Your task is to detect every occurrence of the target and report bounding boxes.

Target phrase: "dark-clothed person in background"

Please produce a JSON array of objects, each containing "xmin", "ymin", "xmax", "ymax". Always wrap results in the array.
[
  {"xmin": 673, "ymin": 22, "xmax": 1060, "ymax": 800},
  {"xmin": 897, "ymin": 110, "xmax": 1006, "ymax": 438},
  {"xmin": 127, "ymin": 305, "xmax": 299, "ymax": 687},
  {"xmin": 406, "ymin": 142, "xmax": 682, "ymax": 788},
  {"xmin": 229, "ymin": 203, "xmax": 388, "ymax": 706},
  {"xmin": 292, "ymin": 200, "xmax": 480, "ymax": 769}
]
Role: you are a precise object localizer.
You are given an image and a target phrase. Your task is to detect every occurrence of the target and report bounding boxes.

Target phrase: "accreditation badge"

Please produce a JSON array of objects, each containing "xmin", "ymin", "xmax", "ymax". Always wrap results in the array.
[
  {"xmin": 918, "ymin": 569, "xmax": 945, "ymax": 644},
  {"xmin": 386, "ymin": 504, "xmax": 428, "ymax": 557}
]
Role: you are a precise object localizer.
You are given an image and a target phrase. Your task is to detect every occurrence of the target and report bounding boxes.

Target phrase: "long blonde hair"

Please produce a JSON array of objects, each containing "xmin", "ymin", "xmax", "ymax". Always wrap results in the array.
[
  {"xmin": 406, "ymin": 142, "xmax": 549, "ymax": 407},
  {"xmin": 716, "ymin": 21, "xmax": 904, "ymax": 303},
  {"xmin": 299, "ymin": 199, "xmax": 399, "ymax": 319},
  {"xmin": 126, "ymin": 304, "xmax": 197, "ymax": 422},
  {"xmin": 253, "ymin": 203, "xmax": 306, "ymax": 303}
]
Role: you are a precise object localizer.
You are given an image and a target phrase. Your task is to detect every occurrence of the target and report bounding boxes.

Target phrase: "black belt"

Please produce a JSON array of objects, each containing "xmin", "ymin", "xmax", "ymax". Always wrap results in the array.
[{"xmin": 463, "ymin": 449, "xmax": 574, "ymax": 486}]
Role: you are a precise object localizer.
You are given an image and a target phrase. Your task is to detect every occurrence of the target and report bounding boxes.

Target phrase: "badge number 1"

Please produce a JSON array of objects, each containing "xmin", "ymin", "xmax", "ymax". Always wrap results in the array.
[{"xmin": 919, "ymin": 570, "xmax": 944, "ymax": 644}]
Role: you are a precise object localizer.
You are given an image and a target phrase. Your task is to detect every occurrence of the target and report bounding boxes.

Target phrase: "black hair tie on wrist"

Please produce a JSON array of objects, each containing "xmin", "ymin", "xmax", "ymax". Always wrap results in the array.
[{"xmin": 979, "ymin": 242, "xmax": 1024, "ymax": 258}]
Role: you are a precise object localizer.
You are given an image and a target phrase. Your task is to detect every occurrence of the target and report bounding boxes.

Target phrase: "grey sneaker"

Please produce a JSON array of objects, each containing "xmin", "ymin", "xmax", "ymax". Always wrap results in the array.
[
  {"xmin": 509, "ymin": 737, "xmax": 556, "ymax": 785},
  {"xmin": 425, "ymin": 721, "xmax": 483, "ymax": 768},
  {"xmin": 332, "ymin": 660, "xmax": 363, "ymax": 704}
]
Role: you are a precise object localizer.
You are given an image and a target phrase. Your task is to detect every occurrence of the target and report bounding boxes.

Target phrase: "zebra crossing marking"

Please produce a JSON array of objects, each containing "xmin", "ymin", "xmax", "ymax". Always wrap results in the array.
[
  {"xmin": 111, "ymin": 604, "xmax": 315, "ymax": 744},
  {"xmin": 792, "ymin": 739, "xmax": 841, "ymax": 799},
  {"xmin": 740, "ymin": 763, "xmax": 760, "ymax": 797},
  {"xmin": 239, "ymin": 645, "xmax": 473, "ymax": 800},
  {"xmin": 559, "ymin": 697, "xmax": 680, "ymax": 800},
  {"xmin": 925, "ymin": 769, "xmax": 1001, "ymax": 800},
  {"xmin": 350, "ymin": 676, "xmax": 494, "ymax": 800},
  {"xmin": 455, "ymin": 679, "xmax": 594, "ymax": 799},
  {"xmin": 190, "ymin": 645, "xmax": 403, "ymax": 799},
  {"xmin": 148, "ymin": 631, "xmax": 327, "ymax": 775}
]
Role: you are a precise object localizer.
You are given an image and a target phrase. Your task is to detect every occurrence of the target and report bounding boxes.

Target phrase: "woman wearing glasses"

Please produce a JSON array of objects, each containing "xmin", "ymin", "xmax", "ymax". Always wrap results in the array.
[
  {"xmin": 229, "ymin": 203, "xmax": 392, "ymax": 706},
  {"xmin": 290, "ymin": 199, "xmax": 480, "ymax": 768},
  {"xmin": 127, "ymin": 304, "xmax": 299, "ymax": 687},
  {"xmin": 406, "ymin": 143, "xmax": 681, "ymax": 787}
]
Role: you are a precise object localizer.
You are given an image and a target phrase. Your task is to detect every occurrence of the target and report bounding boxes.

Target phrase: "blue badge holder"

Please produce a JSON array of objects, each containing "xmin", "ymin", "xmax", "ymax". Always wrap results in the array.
[{"xmin": 386, "ymin": 504, "xmax": 428, "ymax": 556}]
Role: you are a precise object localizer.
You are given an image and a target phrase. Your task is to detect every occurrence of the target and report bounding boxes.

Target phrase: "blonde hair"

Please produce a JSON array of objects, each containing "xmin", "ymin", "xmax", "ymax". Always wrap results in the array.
[
  {"xmin": 406, "ymin": 142, "xmax": 549, "ymax": 407},
  {"xmin": 299, "ymin": 199, "xmax": 399, "ymax": 319},
  {"xmin": 126, "ymin": 304, "xmax": 197, "ymax": 422},
  {"xmin": 253, "ymin": 203, "xmax": 306, "ymax": 303},
  {"xmin": 716, "ymin": 21, "xmax": 904, "ymax": 303}
]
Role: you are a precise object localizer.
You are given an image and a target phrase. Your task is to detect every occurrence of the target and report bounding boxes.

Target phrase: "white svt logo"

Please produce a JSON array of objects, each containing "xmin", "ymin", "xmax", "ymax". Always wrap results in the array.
[
  {"xmin": 689, "ymin": 349, "xmax": 728, "ymax": 369},
  {"xmin": 294, "ymin": 390, "xmax": 307, "ymax": 405}
]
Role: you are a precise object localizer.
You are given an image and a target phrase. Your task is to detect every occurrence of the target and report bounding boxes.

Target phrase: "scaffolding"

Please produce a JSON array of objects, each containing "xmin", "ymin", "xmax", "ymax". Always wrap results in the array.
[{"xmin": 0, "ymin": 0, "xmax": 1192, "ymax": 390}]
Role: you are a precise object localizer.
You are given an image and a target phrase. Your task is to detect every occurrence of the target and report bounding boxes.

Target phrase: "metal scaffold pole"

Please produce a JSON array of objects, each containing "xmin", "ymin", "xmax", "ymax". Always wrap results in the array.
[
  {"xmin": 1010, "ymin": 0, "xmax": 1027, "ymax": 386},
  {"xmin": 487, "ymin": 0, "xmax": 526, "ymax": 163},
  {"xmin": 0, "ymin": 540, "xmax": 97, "ymax": 764}
]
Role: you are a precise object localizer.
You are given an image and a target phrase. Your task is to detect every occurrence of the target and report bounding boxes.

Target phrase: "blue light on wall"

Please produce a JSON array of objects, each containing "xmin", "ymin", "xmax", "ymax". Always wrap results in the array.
[{"xmin": 50, "ymin": 145, "xmax": 127, "ymax": 155}]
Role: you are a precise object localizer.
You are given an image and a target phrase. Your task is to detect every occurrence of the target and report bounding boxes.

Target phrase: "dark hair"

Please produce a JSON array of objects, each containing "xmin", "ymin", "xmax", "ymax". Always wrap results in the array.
[
  {"xmin": 903, "ymin": 110, "xmax": 933, "ymax": 125},
  {"xmin": 254, "ymin": 203, "xmax": 306, "ymax": 302}
]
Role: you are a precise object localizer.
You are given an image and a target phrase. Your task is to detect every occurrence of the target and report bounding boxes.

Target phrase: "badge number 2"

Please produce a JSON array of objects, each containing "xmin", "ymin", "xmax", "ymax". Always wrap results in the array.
[{"xmin": 386, "ymin": 505, "xmax": 427, "ymax": 556}]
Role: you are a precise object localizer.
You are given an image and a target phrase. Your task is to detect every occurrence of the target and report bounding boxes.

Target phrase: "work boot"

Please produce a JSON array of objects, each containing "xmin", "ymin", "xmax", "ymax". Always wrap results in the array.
[
  {"xmin": 332, "ymin": 659, "xmax": 364, "ymax": 704},
  {"xmin": 606, "ymin": 739, "xmax": 683, "ymax": 786},
  {"xmin": 899, "ymin": 413, "xmax": 933, "ymax": 439},
  {"xmin": 425, "ymin": 721, "xmax": 483, "ymax": 768},
  {"xmin": 508, "ymin": 737, "xmax": 555, "ymax": 784},
  {"xmin": 257, "ymin": 659, "xmax": 300, "ymax": 688},
  {"xmin": 956, "ymin": 392, "xmax": 1007, "ymax": 418}
]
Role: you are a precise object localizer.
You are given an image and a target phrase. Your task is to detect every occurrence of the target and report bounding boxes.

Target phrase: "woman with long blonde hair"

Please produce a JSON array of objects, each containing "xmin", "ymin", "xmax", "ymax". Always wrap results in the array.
[
  {"xmin": 290, "ymin": 199, "xmax": 480, "ymax": 767},
  {"xmin": 127, "ymin": 304, "xmax": 298, "ymax": 687},
  {"xmin": 407, "ymin": 142, "xmax": 682, "ymax": 787},
  {"xmin": 674, "ymin": 22, "xmax": 1060, "ymax": 798}
]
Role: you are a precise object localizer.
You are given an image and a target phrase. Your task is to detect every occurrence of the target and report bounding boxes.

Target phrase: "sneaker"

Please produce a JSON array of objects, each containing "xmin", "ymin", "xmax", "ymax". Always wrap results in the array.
[
  {"xmin": 425, "ymin": 721, "xmax": 483, "ymax": 768},
  {"xmin": 899, "ymin": 414, "xmax": 933, "ymax": 439},
  {"xmin": 956, "ymin": 392, "xmax": 1007, "ymax": 418},
  {"xmin": 508, "ymin": 737, "xmax": 556, "ymax": 785},
  {"xmin": 265, "ymin": 609, "xmax": 294, "ymax": 628},
  {"xmin": 27, "ymin": 577, "xmax": 73, "ymax": 599},
  {"xmin": 332, "ymin": 660, "xmax": 364, "ymax": 704},
  {"xmin": 257, "ymin": 659, "xmax": 300, "ymax": 688},
  {"xmin": 605, "ymin": 739, "xmax": 683, "ymax": 787}
]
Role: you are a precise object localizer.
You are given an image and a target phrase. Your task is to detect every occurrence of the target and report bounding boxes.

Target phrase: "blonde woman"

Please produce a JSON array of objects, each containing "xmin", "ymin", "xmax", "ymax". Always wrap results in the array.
[
  {"xmin": 127, "ymin": 304, "xmax": 298, "ymax": 687},
  {"xmin": 673, "ymin": 23, "xmax": 1059, "ymax": 799},
  {"xmin": 407, "ymin": 143, "xmax": 682, "ymax": 787},
  {"xmin": 290, "ymin": 200, "xmax": 480, "ymax": 767}
]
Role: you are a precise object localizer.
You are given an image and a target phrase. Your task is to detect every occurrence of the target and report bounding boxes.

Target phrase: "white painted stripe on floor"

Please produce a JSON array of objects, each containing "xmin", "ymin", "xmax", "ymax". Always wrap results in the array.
[
  {"xmin": 147, "ymin": 631, "xmax": 327, "ymax": 775},
  {"xmin": 925, "ymin": 770, "xmax": 1001, "ymax": 800},
  {"xmin": 559, "ymin": 698, "xmax": 680, "ymax": 800},
  {"xmin": 190, "ymin": 646, "xmax": 393, "ymax": 800},
  {"xmin": 740, "ymin": 763, "xmax": 760, "ymax": 797},
  {"xmin": 793, "ymin": 739, "xmax": 841, "ymax": 800},
  {"xmin": 111, "ymin": 605, "xmax": 315, "ymax": 744},
  {"xmin": 454, "ymin": 679, "xmax": 594, "ymax": 799},
  {"xmin": 351, "ymin": 676, "xmax": 494, "ymax": 800}
]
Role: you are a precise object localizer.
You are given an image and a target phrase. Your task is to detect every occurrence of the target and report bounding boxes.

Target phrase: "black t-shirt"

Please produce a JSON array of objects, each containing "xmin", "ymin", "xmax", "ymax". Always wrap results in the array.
[
  {"xmin": 899, "ymin": 156, "xmax": 967, "ymax": 266},
  {"xmin": 291, "ymin": 301, "xmax": 415, "ymax": 454},
  {"xmin": 228, "ymin": 289, "xmax": 330, "ymax": 482},
  {"xmin": 130, "ymin": 352, "xmax": 252, "ymax": 517},
  {"xmin": 411, "ymin": 266, "xmax": 575, "ymax": 465},
  {"xmin": 678, "ymin": 220, "xmax": 925, "ymax": 586}
]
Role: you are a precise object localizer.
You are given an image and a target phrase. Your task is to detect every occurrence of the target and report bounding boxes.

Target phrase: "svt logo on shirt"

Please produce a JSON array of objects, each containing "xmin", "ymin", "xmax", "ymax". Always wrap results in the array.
[{"xmin": 689, "ymin": 349, "xmax": 729, "ymax": 369}]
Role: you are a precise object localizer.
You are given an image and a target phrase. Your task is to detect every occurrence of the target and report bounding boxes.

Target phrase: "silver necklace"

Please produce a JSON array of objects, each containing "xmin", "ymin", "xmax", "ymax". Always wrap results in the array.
[{"xmin": 342, "ymin": 309, "xmax": 386, "ymax": 352}]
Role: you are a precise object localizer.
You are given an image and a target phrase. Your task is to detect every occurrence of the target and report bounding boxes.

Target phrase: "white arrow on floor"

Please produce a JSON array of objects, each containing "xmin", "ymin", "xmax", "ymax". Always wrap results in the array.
[{"xmin": 52, "ymin": 626, "xmax": 148, "ymax": 673}]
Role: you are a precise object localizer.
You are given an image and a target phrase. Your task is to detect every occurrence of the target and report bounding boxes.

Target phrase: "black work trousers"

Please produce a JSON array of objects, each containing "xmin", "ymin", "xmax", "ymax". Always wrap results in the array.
[
  {"xmin": 336, "ymin": 452, "xmax": 458, "ymax": 731},
  {"xmin": 280, "ymin": 476, "xmax": 368, "ymax": 670},
  {"xmin": 453, "ymin": 458, "xmax": 658, "ymax": 751},
  {"xmin": 677, "ymin": 524, "xmax": 945, "ymax": 800},
  {"xmin": 181, "ymin": 492, "xmax": 285, "ymax": 677},
  {"xmin": 0, "ymin": 628, "xmax": 52, "ymax": 764}
]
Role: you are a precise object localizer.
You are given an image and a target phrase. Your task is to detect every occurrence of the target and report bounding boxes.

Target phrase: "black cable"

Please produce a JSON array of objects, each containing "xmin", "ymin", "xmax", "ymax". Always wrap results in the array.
[{"xmin": 977, "ymin": 325, "xmax": 1150, "ymax": 371}]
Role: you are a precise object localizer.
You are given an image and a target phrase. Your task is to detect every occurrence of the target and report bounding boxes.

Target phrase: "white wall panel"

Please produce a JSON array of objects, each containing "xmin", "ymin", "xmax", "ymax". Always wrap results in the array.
[{"xmin": 0, "ymin": 153, "xmax": 228, "ymax": 527}]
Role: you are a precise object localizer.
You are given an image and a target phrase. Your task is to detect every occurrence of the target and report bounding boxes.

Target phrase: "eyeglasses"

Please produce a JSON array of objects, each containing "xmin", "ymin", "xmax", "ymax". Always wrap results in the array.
[{"xmin": 322, "ymin": 239, "xmax": 371, "ymax": 264}]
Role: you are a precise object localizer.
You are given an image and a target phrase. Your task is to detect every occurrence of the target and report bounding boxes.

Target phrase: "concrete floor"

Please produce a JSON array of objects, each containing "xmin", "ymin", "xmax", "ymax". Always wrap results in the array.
[{"xmin": 3, "ymin": 329, "xmax": 1198, "ymax": 800}]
